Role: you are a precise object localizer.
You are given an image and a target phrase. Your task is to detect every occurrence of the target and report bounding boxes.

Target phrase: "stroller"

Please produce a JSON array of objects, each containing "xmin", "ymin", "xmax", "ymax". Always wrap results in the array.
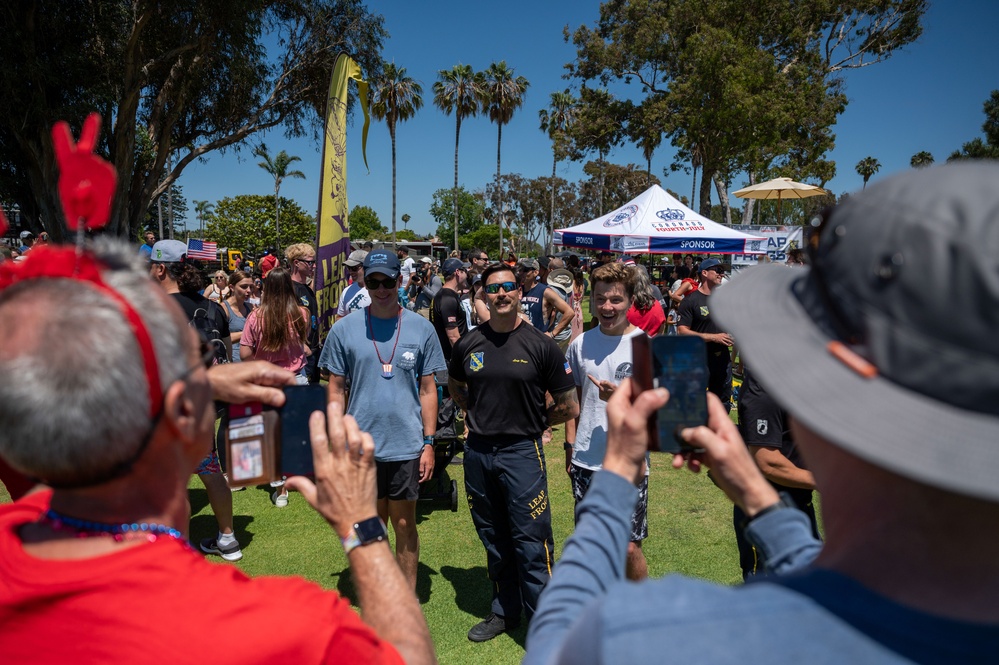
[{"xmin": 418, "ymin": 370, "xmax": 462, "ymax": 511}]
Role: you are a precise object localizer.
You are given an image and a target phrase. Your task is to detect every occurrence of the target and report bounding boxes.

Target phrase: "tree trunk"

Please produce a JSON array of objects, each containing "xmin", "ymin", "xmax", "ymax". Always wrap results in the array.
[
  {"xmin": 496, "ymin": 122, "xmax": 503, "ymax": 256},
  {"xmin": 391, "ymin": 124, "xmax": 398, "ymax": 248},
  {"xmin": 274, "ymin": 182, "xmax": 282, "ymax": 254},
  {"xmin": 742, "ymin": 171, "xmax": 756, "ymax": 225},
  {"xmin": 549, "ymin": 152, "xmax": 557, "ymax": 254},
  {"xmin": 453, "ymin": 115, "xmax": 461, "ymax": 251},
  {"xmin": 713, "ymin": 174, "xmax": 731, "ymax": 225},
  {"xmin": 698, "ymin": 166, "xmax": 714, "ymax": 218},
  {"xmin": 599, "ymin": 149, "xmax": 607, "ymax": 215}
]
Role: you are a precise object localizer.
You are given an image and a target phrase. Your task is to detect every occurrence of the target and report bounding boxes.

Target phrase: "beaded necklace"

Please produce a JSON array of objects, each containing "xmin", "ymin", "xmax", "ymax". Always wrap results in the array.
[{"xmin": 38, "ymin": 509, "xmax": 189, "ymax": 546}]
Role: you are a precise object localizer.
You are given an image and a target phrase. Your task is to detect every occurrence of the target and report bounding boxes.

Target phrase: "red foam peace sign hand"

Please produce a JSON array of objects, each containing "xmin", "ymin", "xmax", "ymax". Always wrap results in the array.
[{"xmin": 52, "ymin": 113, "xmax": 117, "ymax": 231}]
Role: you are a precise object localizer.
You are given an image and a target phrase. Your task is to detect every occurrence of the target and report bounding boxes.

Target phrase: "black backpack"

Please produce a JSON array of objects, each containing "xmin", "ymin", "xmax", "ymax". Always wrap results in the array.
[{"xmin": 191, "ymin": 301, "xmax": 229, "ymax": 365}]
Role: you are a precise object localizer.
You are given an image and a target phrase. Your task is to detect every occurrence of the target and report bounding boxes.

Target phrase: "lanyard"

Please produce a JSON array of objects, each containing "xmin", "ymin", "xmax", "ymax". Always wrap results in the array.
[{"xmin": 367, "ymin": 307, "xmax": 403, "ymax": 378}]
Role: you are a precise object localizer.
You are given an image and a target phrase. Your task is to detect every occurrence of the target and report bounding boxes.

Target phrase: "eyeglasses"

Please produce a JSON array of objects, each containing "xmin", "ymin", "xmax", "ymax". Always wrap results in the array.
[
  {"xmin": 348, "ymin": 264, "xmax": 363, "ymax": 271},
  {"xmin": 366, "ymin": 276, "xmax": 397, "ymax": 290},
  {"xmin": 474, "ymin": 255, "xmax": 488, "ymax": 261},
  {"xmin": 484, "ymin": 281, "xmax": 518, "ymax": 294}
]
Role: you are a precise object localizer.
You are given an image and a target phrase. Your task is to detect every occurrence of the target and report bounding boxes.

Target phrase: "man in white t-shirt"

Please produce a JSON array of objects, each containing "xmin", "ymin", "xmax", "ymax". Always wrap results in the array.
[
  {"xmin": 397, "ymin": 246, "xmax": 416, "ymax": 308},
  {"xmin": 337, "ymin": 249, "xmax": 370, "ymax": 320},
  {"xmin": 564, "ymin": 261, "xmax": 649, "ymax": 580}
]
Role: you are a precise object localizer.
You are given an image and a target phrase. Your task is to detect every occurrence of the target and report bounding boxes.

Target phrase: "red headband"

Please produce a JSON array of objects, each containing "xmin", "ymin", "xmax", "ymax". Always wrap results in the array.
[{"xmin": 0, "ymin": 114, "xmax": 163, "ymax": 418}]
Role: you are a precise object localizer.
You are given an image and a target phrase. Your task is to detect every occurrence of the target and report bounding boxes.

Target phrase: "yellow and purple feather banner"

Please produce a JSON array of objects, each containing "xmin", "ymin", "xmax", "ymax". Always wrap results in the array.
[{"xmin": 314, "ymin": 53, "xmax": 369, "ymax": 341}]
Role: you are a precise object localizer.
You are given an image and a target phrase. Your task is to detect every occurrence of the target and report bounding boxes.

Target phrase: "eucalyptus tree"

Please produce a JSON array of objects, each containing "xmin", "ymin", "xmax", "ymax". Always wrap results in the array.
[
  {"xmin": 433, "ymin": 64, "xmax": 487, "ymax": 250},
  {"xmin": 0, "ymin": 1, "xmax": 384, "ymax": 238},
  {"xmin": 371, "ymin": 62, "xmax": 423, "ymax": 247},
  {"xmin": 253, "ymin": 143, "xmax": 306, "ymax": 253}
]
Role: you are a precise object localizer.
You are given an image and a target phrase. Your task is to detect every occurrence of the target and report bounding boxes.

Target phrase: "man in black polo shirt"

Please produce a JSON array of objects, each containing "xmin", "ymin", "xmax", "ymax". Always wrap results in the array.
[
  {"xmin": 449, "ymin": 263, "xmax": 579, "ymax": 643},
  {"xmin": 430, "ymin": 257, "xmax": 469, "ymax": 362},
  {"xmin": 733, "ymin": 365, "xmax": 820, "ymax": 579},
  {"xmin": 677, "ymin": 257, "xmax": 734, "ymax": 404}
]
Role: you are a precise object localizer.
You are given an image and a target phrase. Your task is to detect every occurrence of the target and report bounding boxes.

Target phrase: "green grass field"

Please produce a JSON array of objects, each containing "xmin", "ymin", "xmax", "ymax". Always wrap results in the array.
[{"xmin": 188, "ymin": 427, "xmax": 744, "ymax": 665}]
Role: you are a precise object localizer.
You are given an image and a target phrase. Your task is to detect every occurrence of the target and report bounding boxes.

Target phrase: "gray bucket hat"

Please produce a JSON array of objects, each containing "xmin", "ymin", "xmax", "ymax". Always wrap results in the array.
[{"xmin": 712, "ymin": 162, "xmax": 999, "ymax": 502}]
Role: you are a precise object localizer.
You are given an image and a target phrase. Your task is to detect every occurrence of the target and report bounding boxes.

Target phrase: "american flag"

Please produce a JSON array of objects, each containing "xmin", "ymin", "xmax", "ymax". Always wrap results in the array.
[{"xmin": 186, "ymin": 238, "xmax": 217, "ymax": 261}]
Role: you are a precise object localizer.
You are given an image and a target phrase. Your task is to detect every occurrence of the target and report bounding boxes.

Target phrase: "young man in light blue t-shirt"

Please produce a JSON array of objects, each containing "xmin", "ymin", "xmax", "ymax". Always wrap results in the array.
[{"xmin": 319, "ymin": 249, "xmax": 446, "ymax": 589}]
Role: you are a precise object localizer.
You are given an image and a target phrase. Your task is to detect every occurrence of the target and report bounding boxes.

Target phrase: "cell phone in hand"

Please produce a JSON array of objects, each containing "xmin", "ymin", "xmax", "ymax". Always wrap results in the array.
[
  {"xmin": 224, "ymin": 384, "xmax": 327, "ymax": 487},
  {"xmin": 279, "ymin": 384, "xmax": 327, "ymax": 477},
  {"xmin": 632, "ymin": 335, "xmax": 708, "ymax": 453}
]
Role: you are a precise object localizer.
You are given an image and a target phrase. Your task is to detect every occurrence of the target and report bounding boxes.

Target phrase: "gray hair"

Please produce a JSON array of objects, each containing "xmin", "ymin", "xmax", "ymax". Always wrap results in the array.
[
  {"xmin": 629, "ymin": 265, "xmax": 657, "ymax": 311},
  {"xmin": 0, "ymin": 238, "xmax": 188, "ymax": 486}
]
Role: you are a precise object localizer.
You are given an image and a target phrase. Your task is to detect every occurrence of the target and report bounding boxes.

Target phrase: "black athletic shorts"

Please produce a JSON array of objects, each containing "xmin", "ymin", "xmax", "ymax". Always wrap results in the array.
[{"xmin": 376, "ymin": 458, "xmax": 420, "ymax": 501}]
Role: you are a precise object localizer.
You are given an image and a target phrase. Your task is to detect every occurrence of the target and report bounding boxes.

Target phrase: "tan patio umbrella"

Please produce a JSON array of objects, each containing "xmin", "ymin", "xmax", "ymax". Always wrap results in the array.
[{"xmin": 733, "ymin": 177, "xmax": 828, "ymax": 225}]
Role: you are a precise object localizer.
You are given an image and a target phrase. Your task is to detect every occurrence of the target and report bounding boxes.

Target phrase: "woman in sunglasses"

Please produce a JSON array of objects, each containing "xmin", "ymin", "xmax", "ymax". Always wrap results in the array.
[{"xmin": 203, "ymin": 270, "xmax": 230, "ymax": 302}]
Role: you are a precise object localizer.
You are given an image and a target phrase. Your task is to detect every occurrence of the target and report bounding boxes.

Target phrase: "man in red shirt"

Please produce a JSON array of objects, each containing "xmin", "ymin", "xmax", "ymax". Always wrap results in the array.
[{"xmin": 0, "ymin": 240, "xmax": 434, "ymax": 665}]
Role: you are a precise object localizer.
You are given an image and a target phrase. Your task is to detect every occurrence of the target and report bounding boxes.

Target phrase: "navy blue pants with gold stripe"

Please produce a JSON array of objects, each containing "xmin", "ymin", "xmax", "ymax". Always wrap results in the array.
[{"xmin": 464, "ymin": 434, "xmax": 554, "ymax": 623}]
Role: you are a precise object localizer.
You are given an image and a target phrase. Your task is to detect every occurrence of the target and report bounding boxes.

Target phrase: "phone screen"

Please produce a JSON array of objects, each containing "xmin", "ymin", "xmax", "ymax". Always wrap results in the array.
[
  {"xmin": 279, "ymin": 385, "xmax": 327, "ymax": 477},
  {"xmin": 650, "ymin": 336, "xmax": 709, "ymax": 453}
]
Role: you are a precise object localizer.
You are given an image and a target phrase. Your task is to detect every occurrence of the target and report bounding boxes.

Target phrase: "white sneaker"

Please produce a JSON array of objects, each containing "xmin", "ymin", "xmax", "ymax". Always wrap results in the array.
[
  {"xmin": 271, "ymin": 491, "xmax": 288, "ymax": 508},
  {"xmin": 269, "ymin": 479, "xmax": 285, "ymax": 488}
]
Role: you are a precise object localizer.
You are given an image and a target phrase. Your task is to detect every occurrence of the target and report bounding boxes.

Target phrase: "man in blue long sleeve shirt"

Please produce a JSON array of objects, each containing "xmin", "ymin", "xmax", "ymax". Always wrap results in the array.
[{"xmin": 525, "ymin": 163, "xmax": 999, "ymax": 664}]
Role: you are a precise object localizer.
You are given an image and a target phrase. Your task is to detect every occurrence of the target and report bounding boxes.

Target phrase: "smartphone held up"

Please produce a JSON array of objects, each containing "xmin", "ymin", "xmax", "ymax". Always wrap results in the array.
[
  {"xmin": 631, "ymin": 335, "xmax": 709, "ymax": 454},
  {"xmin": 225, "ymin": 384, "xmax": 327, "ymax": 487}
]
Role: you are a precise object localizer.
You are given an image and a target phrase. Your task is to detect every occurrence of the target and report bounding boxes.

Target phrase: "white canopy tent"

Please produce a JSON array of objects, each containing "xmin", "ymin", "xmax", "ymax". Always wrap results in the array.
[{"xmin": 554, "ymin": 185, "xmax": 766, "ymax": 255}]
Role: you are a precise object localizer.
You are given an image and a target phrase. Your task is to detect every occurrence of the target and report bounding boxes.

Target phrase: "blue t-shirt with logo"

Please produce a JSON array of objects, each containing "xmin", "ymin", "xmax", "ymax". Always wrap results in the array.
[{"xmin": 319, "ymin": 307, "xmax": 446, "ymax": 461}]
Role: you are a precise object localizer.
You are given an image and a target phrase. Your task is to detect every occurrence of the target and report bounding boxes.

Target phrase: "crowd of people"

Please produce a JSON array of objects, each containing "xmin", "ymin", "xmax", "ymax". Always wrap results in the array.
[{"xmin": 2, "ymin": 162, "xmax": 998, "ymax": 663}]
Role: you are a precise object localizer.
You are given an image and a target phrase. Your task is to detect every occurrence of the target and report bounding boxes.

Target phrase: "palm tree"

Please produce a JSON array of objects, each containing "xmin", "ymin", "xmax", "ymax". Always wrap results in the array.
[
  {"xmin": 910, "ymin": 151, "xmax": 935, "ymax": 168},
  {"xmin": 855, "ymin": 156, "xmax": 881, "ymax": 189},
  {"xmin": 539, "ymin": 90, "xmax": 577, "ymax": 252},
  {"xmin": 194, "ymin": 200, "xmax": 214, "ymax": 237},
  {"xmin": 253, "ymin": 143, "xmax": 306, "ymax": 253},
  {"xmin": 484, "ymin": 61, "xmax": 529, "ymax": 255},
  {"xmin": 401, "ymin": 213, "xmax": 411, "ymax": 230},
  {"xmin": 433, "ymin": 64, "xmax": 486, "ymax": 251},
  {"xmin": 370, "ymin": 62, "xmax": 423, "ymax": 248}
]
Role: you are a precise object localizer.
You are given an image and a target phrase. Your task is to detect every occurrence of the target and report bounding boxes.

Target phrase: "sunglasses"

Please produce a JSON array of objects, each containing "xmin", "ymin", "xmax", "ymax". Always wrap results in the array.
[
  {"xmin": 366, "ymin": 276, "xmax": 398, "ymax": 290},
  {"xmin": 296, "ymin": 258, "xmax": 317, "ymax": 266},
  {"xmin": 484, "ymin": 281, "xmax": 518, "ymax": 294}
]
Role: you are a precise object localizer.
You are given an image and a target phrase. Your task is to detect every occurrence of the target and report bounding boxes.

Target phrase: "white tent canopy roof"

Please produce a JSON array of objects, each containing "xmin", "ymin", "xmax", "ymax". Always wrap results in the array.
[{"xmin": 554, "ymin": 185, "xmax": 766, "ymax": 255}]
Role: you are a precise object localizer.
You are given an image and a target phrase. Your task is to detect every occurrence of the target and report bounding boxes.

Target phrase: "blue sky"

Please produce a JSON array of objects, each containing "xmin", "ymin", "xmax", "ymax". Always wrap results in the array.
[{"xmin": 177, "ymin": 0, "xmax": 999, "ymax": 239}]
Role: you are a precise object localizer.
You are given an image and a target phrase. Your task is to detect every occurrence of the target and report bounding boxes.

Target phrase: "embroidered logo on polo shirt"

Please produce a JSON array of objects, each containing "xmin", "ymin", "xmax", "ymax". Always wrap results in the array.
[
  {"xmin": 757, "ymin": 419, "xmax": 768, "ymax": 436},
  {"xmin": 470, "ymin": 352, "xmax": 484, "ymax": 372}
]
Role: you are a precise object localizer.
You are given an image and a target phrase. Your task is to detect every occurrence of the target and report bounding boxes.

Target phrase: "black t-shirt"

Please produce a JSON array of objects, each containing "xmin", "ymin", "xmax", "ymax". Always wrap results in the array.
[
  {"xmin": 293, "ymin": 281, "xmax": 319, "ymax": 352},
  {"xmin": 737, "ymin": 365, "xmax": 810, "ymax": 501},
  {"xmin": 430, "ymin": 287, "xmax": 467, "ymax": 362},
  {"xmin": 676, "ymin": 289, "xmax": 726, "ymax": 354},
  {"xmin": 449, "ymin": 321, "xmax": 575, "ymax": 439}
]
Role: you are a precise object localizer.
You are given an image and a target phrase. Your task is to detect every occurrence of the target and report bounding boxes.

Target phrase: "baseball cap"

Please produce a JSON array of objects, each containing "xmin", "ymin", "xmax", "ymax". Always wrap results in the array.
[
  {"xmin": 19, "ymin": 231, "xmax": 33, "ymax": 240},
  {"xmin": 537, "ymin": 256, "xmax": 552, "ymax": 270},
  {"xmin": 363, "ymin": 249, "xmax": 401, "ymax": 279},
  {"xmin": 698, "ymin": 258, "xmax": 729, "ymax": 274},
  {"xmin": 150, "ymin": 239, "xmax": 187, "ymax": 263},
  {"xmin": 516, "ymin": 258, "xmax": 540, "ymax": 272},
  {"xmin": 420, "ymin": 256, "xmax": 434, "ymax": 265},
  {"xmin": 712, "ymin": 162, "xmax": 999, "ymax": 502},
  {"xmin": 344, "ymin": 249, "xmax": 368, "ymax": 268},
  {"xmin": 442, "ymin": 257, "xmax": 466, "ymax": 276},
  {"xmin": 547, "ymin": 268, "xmax": 573, "ymax": 295}
]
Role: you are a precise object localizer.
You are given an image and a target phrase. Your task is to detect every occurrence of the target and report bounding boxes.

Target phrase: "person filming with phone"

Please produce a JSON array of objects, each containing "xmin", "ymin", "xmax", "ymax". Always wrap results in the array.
[
  {"xmin": 0, "ymin": 239, "xmax": 434, "ymax": 664},
  {"xmin": 525, "ymin": 163, "xmax": 999, "ymax": 664}
]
